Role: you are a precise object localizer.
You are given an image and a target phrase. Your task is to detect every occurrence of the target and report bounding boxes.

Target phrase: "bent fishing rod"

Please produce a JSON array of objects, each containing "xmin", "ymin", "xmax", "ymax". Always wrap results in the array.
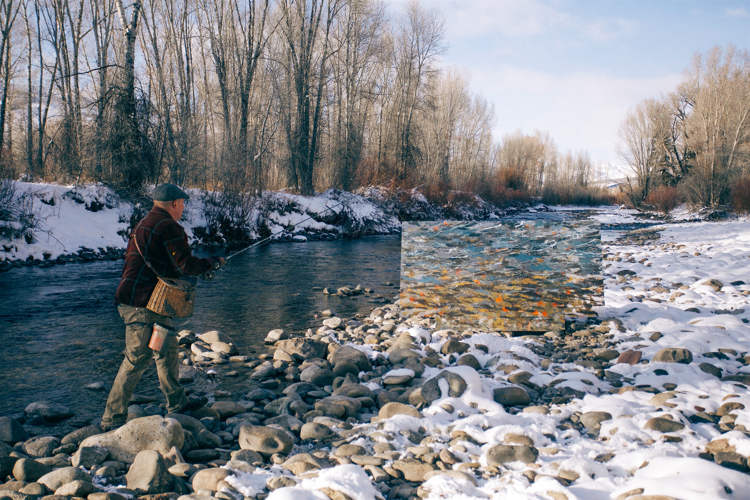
[{"xmin": 222, "ymin": 200, "xmax": 346, "ymax": 263}]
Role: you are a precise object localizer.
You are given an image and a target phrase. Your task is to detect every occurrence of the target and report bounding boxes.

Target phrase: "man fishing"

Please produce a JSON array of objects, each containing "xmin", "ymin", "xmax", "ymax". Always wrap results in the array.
[{"xmin": 100, "ymin": 183, "xmax": 224, "ymax": 431}]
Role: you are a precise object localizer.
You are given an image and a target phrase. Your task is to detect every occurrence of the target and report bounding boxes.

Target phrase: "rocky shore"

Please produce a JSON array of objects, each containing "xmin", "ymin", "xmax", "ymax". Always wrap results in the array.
[{"xmin": 4, "ymin": 216, "xmax": 750, "ymax": 499}]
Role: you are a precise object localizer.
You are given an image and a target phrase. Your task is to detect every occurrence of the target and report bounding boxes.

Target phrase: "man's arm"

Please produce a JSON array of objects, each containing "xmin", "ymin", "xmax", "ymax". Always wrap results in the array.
[{"xmin": 162, "ymin": 224, "xmax": 216, "ymax": 277}]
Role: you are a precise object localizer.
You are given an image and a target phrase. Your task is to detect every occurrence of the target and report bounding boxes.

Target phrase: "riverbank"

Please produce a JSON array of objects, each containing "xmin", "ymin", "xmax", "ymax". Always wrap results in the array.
[
  {"xmin": 3, "ymin": 216, "xmax": 750, "ymax": 499},
  {"xmin": 0, "ymin": 182, "xmax": 528, "ymax": 270}
]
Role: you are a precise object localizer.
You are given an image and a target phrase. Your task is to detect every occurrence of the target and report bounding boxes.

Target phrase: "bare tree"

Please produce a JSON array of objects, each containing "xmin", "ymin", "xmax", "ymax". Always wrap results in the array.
[
  {"xmin": 0, "ymin": 0, "xmax": 21, "ymax": 159},
  {"xmin": 619, "ymin": 99, "xmax": 664, "ymax": 203}
]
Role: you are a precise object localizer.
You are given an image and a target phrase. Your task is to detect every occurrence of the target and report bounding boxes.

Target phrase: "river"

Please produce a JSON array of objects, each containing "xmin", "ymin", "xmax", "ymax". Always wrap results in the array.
[{"xmin": 0, "ymin": 235, "xmax": 402, "ymax": 427}]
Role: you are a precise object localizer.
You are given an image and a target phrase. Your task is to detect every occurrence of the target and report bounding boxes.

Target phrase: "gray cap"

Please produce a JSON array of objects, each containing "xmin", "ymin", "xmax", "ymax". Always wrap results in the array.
[{"xmin": 152, "ymin": 183, "xmax": 189, "ymax": 201}]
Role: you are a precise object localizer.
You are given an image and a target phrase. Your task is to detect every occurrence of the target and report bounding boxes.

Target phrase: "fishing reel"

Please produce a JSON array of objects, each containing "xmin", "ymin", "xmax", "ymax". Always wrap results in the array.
[{"xmin": 202, "ymin": 258, "xmax": 225, "ymax": 280}]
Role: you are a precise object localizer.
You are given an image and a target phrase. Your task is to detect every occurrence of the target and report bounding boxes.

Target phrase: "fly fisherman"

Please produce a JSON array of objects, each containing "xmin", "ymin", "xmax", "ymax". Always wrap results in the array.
[{"xmin": 100, "ymin": 183, "xmax": 225, "ymax": 431}]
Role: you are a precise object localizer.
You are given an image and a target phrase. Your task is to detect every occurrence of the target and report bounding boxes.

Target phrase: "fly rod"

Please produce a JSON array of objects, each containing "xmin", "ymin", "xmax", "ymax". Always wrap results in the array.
[{"xmin": 224, "ymin": 200, "xmax": 346, "ymax": 262}]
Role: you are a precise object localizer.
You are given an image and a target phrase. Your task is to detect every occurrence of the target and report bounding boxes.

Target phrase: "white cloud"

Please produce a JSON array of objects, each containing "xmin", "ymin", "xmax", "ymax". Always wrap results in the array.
[
  {"xmin": 455, "ymin": 64, "xmax": 682, "ymax": 172},
  {"xmin": 725, "ymin": 7, "xmax": 750, "ymax": 18}
]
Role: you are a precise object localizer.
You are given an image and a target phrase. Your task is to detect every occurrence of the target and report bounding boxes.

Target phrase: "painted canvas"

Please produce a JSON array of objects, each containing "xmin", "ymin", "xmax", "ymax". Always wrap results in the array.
[{"xmin": 399, "ymin": 220, "xmax": 603, "ymax": 333}]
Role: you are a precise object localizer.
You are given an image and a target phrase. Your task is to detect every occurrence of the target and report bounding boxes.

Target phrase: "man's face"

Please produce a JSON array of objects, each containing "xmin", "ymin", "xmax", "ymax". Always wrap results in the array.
[{"xmin": 172, "ymin": 199, "xmax": 185, "ymax": 220}]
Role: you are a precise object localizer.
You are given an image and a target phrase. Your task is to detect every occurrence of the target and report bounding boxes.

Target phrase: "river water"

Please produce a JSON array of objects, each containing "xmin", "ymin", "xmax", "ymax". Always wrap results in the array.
[{"xmin": 0, "ymin": 235, "xmax": 402, "ymax": 426}]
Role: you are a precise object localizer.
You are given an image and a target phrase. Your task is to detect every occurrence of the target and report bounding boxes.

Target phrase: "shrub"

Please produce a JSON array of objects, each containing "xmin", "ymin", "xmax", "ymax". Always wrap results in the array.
[
  {"xmin": 0, "ymin": 180, "xmax": 39, "ymax": 243},
  {"xmin": 541, "ymin": 184, "xmax": 614, "ymax": 206},
  {"xmin": 645, "ymin": 185, "xmax": 681, "ymax": 214},
  {"xmin": 731, "ymin": 176, "xmax": 750, "ymax": 213}
]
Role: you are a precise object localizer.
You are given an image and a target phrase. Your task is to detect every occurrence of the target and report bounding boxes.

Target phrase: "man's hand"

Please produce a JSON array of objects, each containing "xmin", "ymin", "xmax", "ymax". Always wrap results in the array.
[{"xmin": 212, "ymin": 257, "xmax": 226, "ymax": 270}]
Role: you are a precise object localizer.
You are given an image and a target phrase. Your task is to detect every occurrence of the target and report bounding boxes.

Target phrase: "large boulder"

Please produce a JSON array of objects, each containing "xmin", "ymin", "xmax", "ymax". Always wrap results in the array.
[
  {"xmin": 24, "ymin": 401, "xmax": 73, "ymax": 423},
  {"xmin": 22, "ymin": 436, "xmax": 60, "ymax": 457},
  {"xmin": 79, "ymin": 416, "xmax": 184, "ymax": 463},
  {"xmin": 125, "ymin": 450, "xmax": 172, "ymax": 494},
  {"xmin": 191, "ymin": 468, "xmax": 229, "ymax": 492},
  {"xmin": 238, "ymin": 425, "xmax": 294, "ymax": 455},
  {"xmin": 12, "ymin": 458, "xmax": 53, "ymax": 482},
  {"xmin": 329, "ymin": 345, "xmax": 372, "ymax": 372}
]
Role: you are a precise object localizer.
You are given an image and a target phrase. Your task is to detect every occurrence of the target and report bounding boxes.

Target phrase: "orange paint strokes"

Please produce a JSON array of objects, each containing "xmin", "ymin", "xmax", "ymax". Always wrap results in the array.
[{"xmin": 495, "ymin": 296, "xmax": 504, "ymax": 303}]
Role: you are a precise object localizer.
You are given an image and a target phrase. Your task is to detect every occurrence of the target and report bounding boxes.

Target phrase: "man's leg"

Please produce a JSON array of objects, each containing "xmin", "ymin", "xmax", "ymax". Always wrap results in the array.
[
  {"xmin": 101, "ymin": 306, "xmax": 153, "ymax": 428},
  {"xmin": 153, "ymin": 324, "xmax": 186, "ymax": 413}
]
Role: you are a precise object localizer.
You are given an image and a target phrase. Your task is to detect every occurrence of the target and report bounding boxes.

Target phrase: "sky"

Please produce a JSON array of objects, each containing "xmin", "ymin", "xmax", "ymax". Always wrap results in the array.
[{"xmin": 385, "ymin": 0, "xmax": 750, "ymax": 178}]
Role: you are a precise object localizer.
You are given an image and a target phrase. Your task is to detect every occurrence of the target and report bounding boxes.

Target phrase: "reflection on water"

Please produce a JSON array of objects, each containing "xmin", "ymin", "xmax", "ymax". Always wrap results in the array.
[{"xmin": 0, "ymin": 235, "xmax": 401, "ymax": 424}]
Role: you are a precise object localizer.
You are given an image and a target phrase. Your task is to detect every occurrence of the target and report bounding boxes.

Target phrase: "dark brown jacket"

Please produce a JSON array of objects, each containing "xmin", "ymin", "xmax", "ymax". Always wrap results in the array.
[{"xmin": 115, "ymin": 207, "xmax": 214, "ymax": 307}]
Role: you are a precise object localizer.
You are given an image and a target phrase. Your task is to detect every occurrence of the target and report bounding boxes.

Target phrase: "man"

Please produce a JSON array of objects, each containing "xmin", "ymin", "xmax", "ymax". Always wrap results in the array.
[{"xmin": 101, "ymin": 183, "xmax": 224, "ymax": 431}]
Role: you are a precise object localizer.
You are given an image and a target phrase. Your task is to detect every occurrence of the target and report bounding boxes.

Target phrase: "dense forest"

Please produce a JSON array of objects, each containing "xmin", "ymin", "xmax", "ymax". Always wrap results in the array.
[{"xmin": 0, "ymin": 0, "xmax": 606, "ymax": 207}]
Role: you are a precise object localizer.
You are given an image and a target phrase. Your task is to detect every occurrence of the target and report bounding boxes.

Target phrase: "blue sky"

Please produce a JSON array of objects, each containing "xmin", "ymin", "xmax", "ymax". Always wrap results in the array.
[{"xmin": 386, "ymin": 0, "xmax": 750, "ymax": 177}]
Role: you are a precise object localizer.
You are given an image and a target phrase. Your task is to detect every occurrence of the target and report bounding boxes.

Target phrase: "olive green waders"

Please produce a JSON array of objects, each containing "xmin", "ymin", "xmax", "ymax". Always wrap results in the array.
[{"xmin": 101, "ymin": 304, "xmax": 187, "ymax": 428}]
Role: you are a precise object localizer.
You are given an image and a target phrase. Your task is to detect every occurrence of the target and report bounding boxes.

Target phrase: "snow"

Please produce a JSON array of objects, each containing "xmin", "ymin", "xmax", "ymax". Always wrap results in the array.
[{"xmin": 266, "ymin": 465, "xmax": 383, "ymax": 500}]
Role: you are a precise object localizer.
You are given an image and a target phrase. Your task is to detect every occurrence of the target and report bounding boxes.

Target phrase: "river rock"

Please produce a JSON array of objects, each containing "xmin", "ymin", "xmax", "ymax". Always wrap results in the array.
[
  {"xmin": 423, "ymin": 371, "xmax": 467, "ymax": 404},
  {"xmin": 493, "ymin": 386, "xmax": 531, "ymax": 407},
  {"xmin": 322, "ymin": 317, "xmax": 343, "ymax": 329},
  {"xmin": 22, "ymin": 436, "xmax": 60, "ymax": 457},
  {"xmin": 61, "ymin": 425, "xmax": 101, "ymax": 446},
  {"xmin": 392, "ymin": 459, "xmax": 435, "ymax": 482},
  {"xmin": 457, "ymin": 354, "xmax": 482, "ymax": 370},
  {"xmin": 79, "ymin": 415, "xmax": 185, "ymax": 463},
  {"xmin": 88, "ymin": 493, "xmax": 129, "ymax": 500},
  {"xmin": 652, "ymin": 348, "xmax": 693, "ymax": 364},
  {"xmin": 441, "ymin": 339, "xmax": 469, "ymax": 355},
  {"xmin": 210, "ymin": 401, "xmax": 245, "ymax": 419},
  {"xmin": 71, "ymin": 446, "xmax": 109, "ymax": 468},
  {"xmin": 330, "ymin": 345, "xmax": 371, "ymax": 372},
  {"xmin": 382, "ymin": 368, "xmax": 415, "ymax": 385},
  {"xmin": 12, "ymin": 458, "xmax": 53, "ymax": 482},
  {"xmin": 645, "ymin": 417, "xmax": 685, "ymax": 432},
  {"xmin": 55, "ymin": 479, "xmax": 95, "ymax": 497},
  {"xmin": 616, "ymin": 350, "xmax": 642, "ymax": 365},
  {"xmin": 282, "ymin": 453, "xmax": 324, "ymax": 475},
  {"xmin": 37, "ymin": 466, "xmax": 90, "ymax": 491},
  {"xmin": 125, "ymin": 450, "xmax": 172, "ymax": 494},
  {"xmin": 197, "ymin": 330, "xmax": 230, "ymax": 344},
  {"xmin": 581, "ymin": 411, "xmax": 612, "ymax": 435},
  {"xmin": 238, "ymin": 425, "xmax": 294, "ymax": 455},
  {"xmin": 18, "ymin": 482, "xmax": 48, "ymax": 496},
  {"xmin": 24, "ymin": 401, "xmax": 73, "ymax": 422},
  {"xmin": 191, "ymin": 467, "xmax": 229, "ymax": 492},
  {"xmin": 377, "ymin": 402, "xmax": 421, "ymax": 420},
  {"xmin": 230, "ymin": 449, "xmax": 264, "ymax": 465},
  {"xmin": 265, "ymin": 329, "xmax": 288, "ymax": 343},
  {"xmin": 275, "ymin": 338, "xmax": 327, "ymax": 361},
  {"xmin": 333, "ymin": 444, "xmax": 366, "ymax": 458},
  {"xmin": 300, "ymin": 364, "xmax": 334, "ymax": 386},
  {"xmin": 486, "ymin": 444, "xmax": 539, "ymax": 465},
  {"xmin": 0, "ymin": 417, "xmax": 27, "ymax": 443},
  {"xmin": 300, "ymin": 422, "xmax": 334, "ymax": 441}
]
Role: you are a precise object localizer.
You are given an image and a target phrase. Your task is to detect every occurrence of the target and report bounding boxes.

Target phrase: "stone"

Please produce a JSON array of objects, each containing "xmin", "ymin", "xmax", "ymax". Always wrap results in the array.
[
  {"xmin": 422, "ymin": 370, "xmax": 468, "ymax": 403},
  {"xmin": 652, "ymin": 348, "xmax": 693, "ymax": 364},
  {"xmin": 238, "ymin": 425, "xmax": 294, "ymax": 455},
  {"xmin": 699, "ymin": 362, "xmax": 723, "ymax": 378},
  {"xmin": 702, "ymin": 279, "xmax": 723, "ymax": 291},
  {"xmin": 18, "ymin": 483, "xmax": 48, "ymax": 496},
  {"xmin": 125, "ymin": 450, "xmax": 172, "ymax": 494},
  {"xmin": 593, "ymin": 348, "xmax": 619, "ymax": 362},
  {"xmin": 79, "ymin": 416, "xmax": 185, "ymax": 463},
  {"xmin": 441, "ymin": 339, "xmax": 469, "ymax": 355},
  {"xmin": 61, "ymin": 425, "xmax": 101, "ymax": 446},
  {"xmin": 197, "ymin": 330, "xmax": 230, "ymax": 344},
  {"xmin": 0, "ymin": 417, "xmax": 27, "ymax": 443},
  {"xmin": 486, "ymin": 444, "xmax": 539, "ymax": 465},
  {"xmin": 210, "ymin": 401, "xmax": 245, "ymax": 419},
  {"xmin": 382, "ymin": 368, "xmax": 414, "ymax": 385},
  {"xmin": 323, "ymin": 317, "xmax": 343, "ymax": 329},
  {"xmin": 333, "ymin": 445, "xmax": 366, "ymax": 458},
  {"xmin": 12, "ymin": 458, "xmax": 53, "ymax": 482},
  {"xmin": 37, "ymin": 466, "xmax": 90, "ymax": 491},
  {"xmin": 300, "ymin": 364, "xmax": 334, "ymax": 386},
  {"xmin": 191, "ymin": 468, "xmax": 229, "ymax": 492},
  {"xmin": 72, "ymin": 446, "xmax": 109, "ymax": 468},
  {"xmin": 493, "ymin": 386, "xmax": 531, "ymax": 407},
  {"xmin": 456, "ymin": 354, "xmax": 482, "ymax": 370},
  {"xmin": 300, "ymin": 422, "xmax": 334, "ymax": 441},
  {"xmin": 230, "ymin": 449, "xmax": 264, "ymax": 465},
  {"xmin": 617, "ymin": 350, "xmax": 642, "ymax": 365},
  {"xmin": 281, "ymin": 453, "xmax": 324, "ymax": 475},
  {"xmin": 54, "ymin": 479, "xmax": 95, "ymax": 497},
  {"xmin": 645, "ymin": 417, "xmax": 685, "ymax": 433},
  {"xmin": 275, "ymin": 338, "xmax": 327, "ymax": 360},
  {"xmin": 330, "ymin": 345, "xmax": 371, "ymax": 372},
  {"xmin": 377, "ymin": 402, "xmax": 421, "ymax": 419},
  {"xmin": 24, "ymin": 401, "xmax": 73, "ymax": 422},
  {"xmin": 716, "ymin": 401, "xmax": 745, "ymax": 416},
  {"xmin": 265, "ymin": 329, "xmax": 288, "ymax": 343},
  {"xmin": 580, "ymin": 412, "xmax": 612, "ymax": 435},
  {"xmin": 392, "ymin": 459, "xmax": 435, "ymax": 482},
  {"xmin": 88, "ymin": 493, "xmax": 129, "ymax": 500},
  {"xmin": 22, "ymin": 436, "xmax": 60, "ymax": 458}
]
